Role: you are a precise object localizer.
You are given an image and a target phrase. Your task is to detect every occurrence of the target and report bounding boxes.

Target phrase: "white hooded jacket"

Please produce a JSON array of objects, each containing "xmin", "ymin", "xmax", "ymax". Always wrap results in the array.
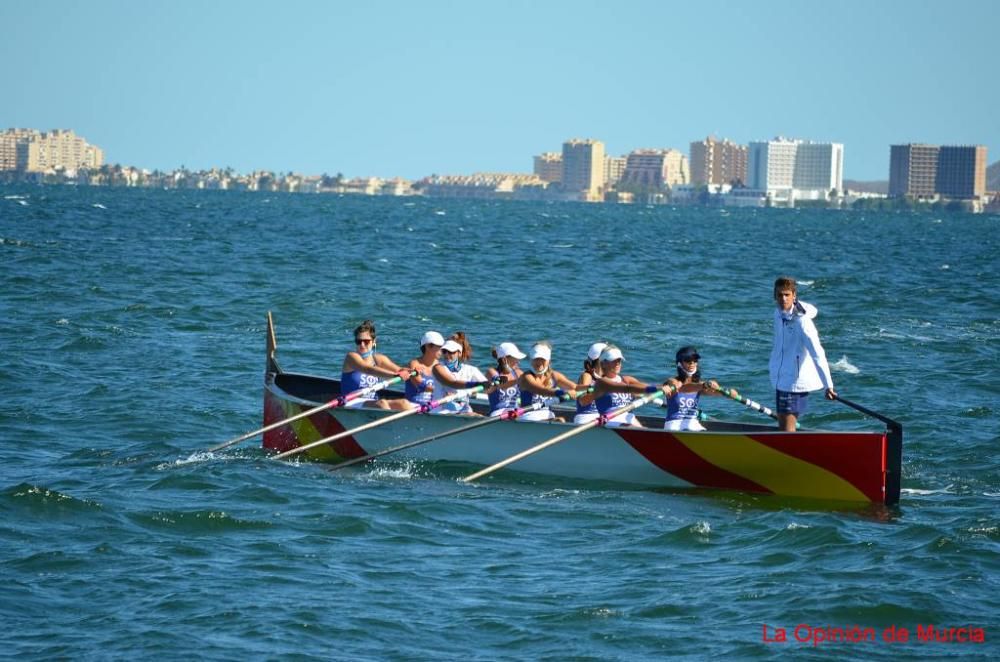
[{"xmin": 769, "ymin": 300, "xmax": 834, "ymax": 393}]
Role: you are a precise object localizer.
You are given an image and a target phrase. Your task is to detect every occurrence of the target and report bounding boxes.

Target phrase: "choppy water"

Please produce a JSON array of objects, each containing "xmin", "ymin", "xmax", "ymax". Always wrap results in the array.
[{"xmin": 1, "ymin": 186, "xmax": 997, "ymax": 659}]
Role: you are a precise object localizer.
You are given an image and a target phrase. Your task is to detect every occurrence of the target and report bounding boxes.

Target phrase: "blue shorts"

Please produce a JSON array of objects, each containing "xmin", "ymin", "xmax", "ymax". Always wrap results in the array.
[{"xmin": 776, "ymin": 390, "xmax": 809, "ymax": 416}]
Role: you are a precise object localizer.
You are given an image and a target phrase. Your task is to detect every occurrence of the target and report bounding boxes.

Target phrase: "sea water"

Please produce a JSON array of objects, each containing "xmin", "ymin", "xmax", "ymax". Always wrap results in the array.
[{"xmin": 1, "ymin": 186, "xmax": 997, "ymax": 658}]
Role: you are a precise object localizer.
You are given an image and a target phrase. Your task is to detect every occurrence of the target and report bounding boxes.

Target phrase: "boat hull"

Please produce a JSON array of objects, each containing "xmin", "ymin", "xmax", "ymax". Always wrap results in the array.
[{"xmin": 262, "ymin": 371, "xmax": 897, "ymax": 504}]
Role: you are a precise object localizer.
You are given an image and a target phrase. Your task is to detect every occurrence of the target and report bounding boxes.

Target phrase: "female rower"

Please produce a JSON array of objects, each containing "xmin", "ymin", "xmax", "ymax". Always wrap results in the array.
[
  {"xmin": 403, "ymin": 330, "xmax": 445, "ymax": 409},
  {"xmin": 591, "ymin": 344, "xmax": 671, "ymax": 428},
  {"xmin": 573, "ymin": 341, "xmax": 606, "ymax": 424},
  {"xmin": 662, "ymin": 346, "xmax": 724, "ymax": 431},
  {"xmin": 340, "ymin": 320, "xmax": 412, "ymax": 410},
  {"xmin": 518, "ymin": 342, "xmax": 579, "ymax": 422},
  {"xmin": 486, "ymin": 342, "xmax": 526, "ymax": 417},
  {"xmin": 430, "ymin": 332, "xmax": 494, "ymax": 415}
]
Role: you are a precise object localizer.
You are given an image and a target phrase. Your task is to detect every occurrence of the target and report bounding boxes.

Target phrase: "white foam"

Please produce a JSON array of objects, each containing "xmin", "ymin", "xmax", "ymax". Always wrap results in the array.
[
  {"xmin": 797, "ymin": 279, "xmax": 814, "ymax": 286},
  {"xmin": 365, "ymin": 462, "xmax": 414, "ymax": 480},
  {"xmin": 901, "ymin": 485, "xmax": 955, "ymax": 496},
  {"xmin": 831, "ymin": 355, "xmax": 860, "ymax": 374},
  {"xmin": 159, "ymin": 451, "xmax": 219, "ymax": 468},
  {"xmin": 92, "ymin": 203, "xmax": 107, "ymax": 209},
  {"xmin": 691, "ymin": 521, "xmax": 711, "ymax": 535},
  {"xmin": 434, "ymin": 210, "xmax": 446, "ymax": 216}
]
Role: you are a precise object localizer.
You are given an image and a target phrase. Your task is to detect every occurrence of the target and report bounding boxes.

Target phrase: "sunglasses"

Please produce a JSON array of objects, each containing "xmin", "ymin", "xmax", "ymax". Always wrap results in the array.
[
  {"xmin": 680, "ymin": 357, "xmax": 699, "ymax": 362},
  {"xmin": 355, "ymin": 337, "xmax": 374, "ymax": 345}
]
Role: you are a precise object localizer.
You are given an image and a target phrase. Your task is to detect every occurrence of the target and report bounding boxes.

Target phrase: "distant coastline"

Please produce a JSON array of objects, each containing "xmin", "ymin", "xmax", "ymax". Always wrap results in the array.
[{"xmin": 2, "ymin": 128, "xmax": 998, "ymax": 214}]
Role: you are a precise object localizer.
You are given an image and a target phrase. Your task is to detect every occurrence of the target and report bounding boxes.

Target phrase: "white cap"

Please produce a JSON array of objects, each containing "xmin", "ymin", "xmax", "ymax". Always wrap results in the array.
[
  {"xmin": 587, "ymin": 342, "xmax": 607, "ymax": 361},
  {"xmin": 420, "ymin": 331, "xmax": 444, "ymax": 347},
  {"xmin": 530, "ymin": 344, "xmax": 551, "ymax": 361},
  {"xmin": 496, "ymin": 342, "xmax": 526, "ymax": 359},
  {"xmin": 600, "ymin": 347, "xmax": 624, "ymax": 362},
  {"xmin": 441, "ymin": 339, "xmax": 462, "ymax": 353}
]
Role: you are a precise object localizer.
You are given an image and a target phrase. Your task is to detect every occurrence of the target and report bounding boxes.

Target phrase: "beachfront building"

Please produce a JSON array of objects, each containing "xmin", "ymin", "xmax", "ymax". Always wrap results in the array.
[
  {"xmin": 690, "ymin": 136, "xmax": 747, "ymax": 186},
  {"xmin": 746, "ymin": 138, "xmax": 843, "ymax": 206},
  {"xmin": 889, "ymin": 144, "xmax": 987, "ymax": 201},
  {"xmin": 533, "ymin": 152, "xmax": 562, "ymax": 184},
  {"xmin": 619, "ymin": 149, "xmax": 689, "ymax": 189},
  {"xmin": 561, "ymin": 138, "xmax": 605, "ymax": 202},
  {"xmin": 0, "ymin": 128, "xmax": 104, "ymax": 173}
]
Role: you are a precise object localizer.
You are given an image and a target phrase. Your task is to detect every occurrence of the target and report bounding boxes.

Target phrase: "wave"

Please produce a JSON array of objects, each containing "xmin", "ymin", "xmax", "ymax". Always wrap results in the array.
[{"xmin": 831, "ymin": 355, "xmax": 860, "ymax": 374}]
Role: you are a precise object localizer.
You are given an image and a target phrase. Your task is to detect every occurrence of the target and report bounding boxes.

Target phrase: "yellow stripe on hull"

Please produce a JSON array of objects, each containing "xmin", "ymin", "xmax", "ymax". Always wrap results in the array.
[
  {"xmin": 283, "ymin": 402, "xmax": 339, "ymax": 461},
  {"xmin": 677, "ymin": 433, "xmax": 870, "ymax": 502}
]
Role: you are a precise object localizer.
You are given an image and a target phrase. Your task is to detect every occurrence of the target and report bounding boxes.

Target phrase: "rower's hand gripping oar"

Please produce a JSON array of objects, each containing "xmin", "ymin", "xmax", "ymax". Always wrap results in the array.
[
  {"xmin": 206, "ymin": 371, "xmax": 414, "ymax": 453},
  {"xmin": 272, "ymin": 383, "xmax": 490, "ymax": 461},
  {"xmin": 328, "ymin": 398, "xmax": 551, "ymax": 472},
  {"xmin": 462, "ymin": 384, "xmax": 676, "ymax": 483}
]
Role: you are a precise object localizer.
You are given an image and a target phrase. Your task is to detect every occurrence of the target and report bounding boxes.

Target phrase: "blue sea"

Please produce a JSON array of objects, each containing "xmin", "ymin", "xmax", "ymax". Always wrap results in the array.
[{"xmin": 1, "ymin": 185, "xmax": 997, "ymax": 659}]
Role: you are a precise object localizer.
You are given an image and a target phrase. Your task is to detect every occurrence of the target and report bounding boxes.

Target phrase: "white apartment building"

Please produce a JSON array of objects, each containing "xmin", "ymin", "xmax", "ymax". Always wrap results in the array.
[{"xmin": 747, "ymin": 138, "xmax": 843, "ymax": 204}]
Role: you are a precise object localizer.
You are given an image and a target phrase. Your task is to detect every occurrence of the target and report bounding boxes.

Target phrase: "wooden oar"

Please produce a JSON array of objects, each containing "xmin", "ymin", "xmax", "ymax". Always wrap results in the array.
[
  {"xmin": 327, "ymin": 399, "xmax": 550, "ymax": 472},
  {"xmin": 206, "ymin": 372, "xmax": 413, "ymax": 453},
  {"xmin": 272, "ymin": 385, "xmax": 486, "ymax": 461},
  {"xmin": 462, "ymin": 386, "xmax": 673, "ymax": 483}
]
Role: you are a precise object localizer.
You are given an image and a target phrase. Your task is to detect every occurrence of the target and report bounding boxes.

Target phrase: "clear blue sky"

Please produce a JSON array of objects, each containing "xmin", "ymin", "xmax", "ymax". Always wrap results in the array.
[{"xmin": 3, "ymin": 0, "xmax": 996, "ymax": 181}]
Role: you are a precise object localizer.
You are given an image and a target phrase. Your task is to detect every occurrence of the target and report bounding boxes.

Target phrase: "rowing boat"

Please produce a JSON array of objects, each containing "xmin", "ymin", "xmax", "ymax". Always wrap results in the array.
[{"xmin": 260, "ymin": 314, "xmax": 903, "ymax": 504}]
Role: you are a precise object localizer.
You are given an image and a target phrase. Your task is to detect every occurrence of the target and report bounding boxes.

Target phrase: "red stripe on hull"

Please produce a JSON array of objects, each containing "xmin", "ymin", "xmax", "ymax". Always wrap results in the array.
[
  {"xmin": 615, "ymin": 429, "xmax": 773, "ymax": 495},
  {"xmin": 750, "ymin": 433, "xmax": 887, "ymax": 502}
]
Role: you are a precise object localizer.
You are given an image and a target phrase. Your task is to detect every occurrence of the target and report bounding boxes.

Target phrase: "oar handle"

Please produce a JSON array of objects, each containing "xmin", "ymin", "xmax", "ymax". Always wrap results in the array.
[
  {"xmin": 600, "ymin": 386, "xmax": 671, "ymax": 424},
  {"xmin": 340, "ymin": 372, "xmax": 411, "ymax": 405},
  {"xmin": 420, "ymin": 383, "xmax": 487, "ymax": 413}
]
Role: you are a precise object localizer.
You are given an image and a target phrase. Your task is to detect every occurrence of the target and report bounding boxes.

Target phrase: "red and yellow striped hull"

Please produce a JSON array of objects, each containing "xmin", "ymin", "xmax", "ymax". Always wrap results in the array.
[{"xmin": 262, "ymin": 373, "xmax": 902, "ymax": 504}]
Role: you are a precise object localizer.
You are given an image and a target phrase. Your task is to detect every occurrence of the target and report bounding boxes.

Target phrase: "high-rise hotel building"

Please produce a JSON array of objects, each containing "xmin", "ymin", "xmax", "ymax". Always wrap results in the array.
[
  {"xmin": 561, "ymin": 138, "xmax": 605, "ymax": 202},
  {"xmin": 747, "ymin": 138, "xmax": 843, "ymax": 199},
  {"xmin": 889, "ymin": 144, "xmax": 986, "ymax": 199},
  {"xmin": 690, "ymin": 136, "xmax": 747, "ymax": 186},
  {"xmin": 0, "ymin": 128, "xmax": 104, "ymax": 172}
]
